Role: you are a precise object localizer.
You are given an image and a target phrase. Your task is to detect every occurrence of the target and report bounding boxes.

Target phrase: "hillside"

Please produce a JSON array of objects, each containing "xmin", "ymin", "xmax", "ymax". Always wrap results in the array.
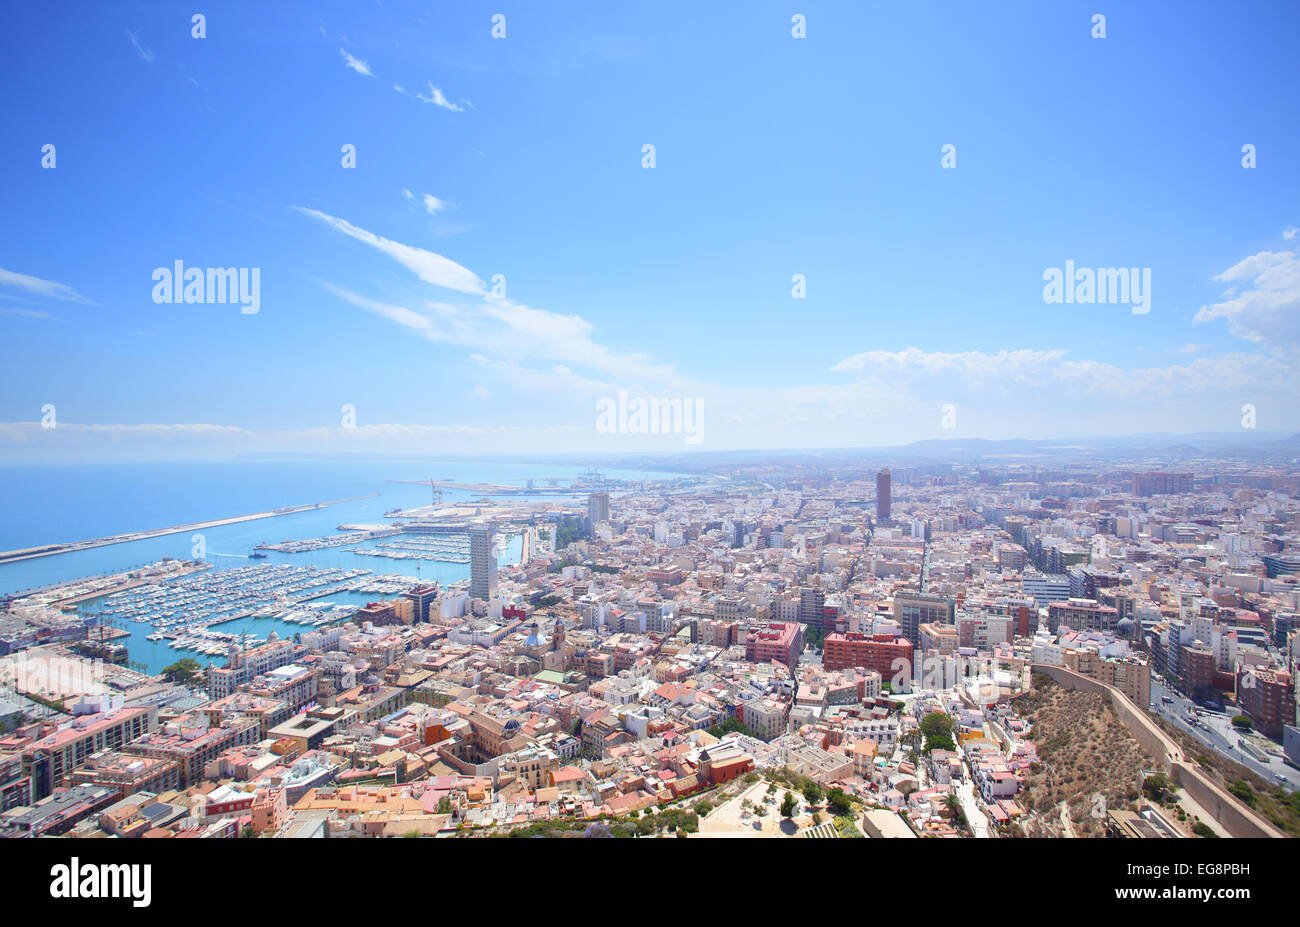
[{"xmin": 1009, "ymin": 676, "xmax": 1156, "ymax": 837}]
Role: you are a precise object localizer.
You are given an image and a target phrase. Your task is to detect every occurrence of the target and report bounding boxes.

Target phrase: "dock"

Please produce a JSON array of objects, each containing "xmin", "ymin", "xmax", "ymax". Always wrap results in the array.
[{"xmin": 0, "ymin": 494, "xmax": 381, "ymax": 565}]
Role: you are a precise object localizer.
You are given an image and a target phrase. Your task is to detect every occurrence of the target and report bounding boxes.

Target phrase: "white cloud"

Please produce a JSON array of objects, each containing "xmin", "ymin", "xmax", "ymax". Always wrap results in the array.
[
  {"xmin": 1284, "ymin": 226, "xmax": 1298, "ymax": 241},
  {"xmin": 0, "ymin": 267, "xmax": 95, "ymax": 304},
  {"xmin": 395, "ymin": 82, "xmax": 468, "ymax": 112},
  {"xmin": 295, "ymin": 207, "xmax": 485, "ymax": 295},
  {"xmin": 316, "ymin": 281, "xmax": 435, "ymax": 333},
  {"xmin": 301, "ymin": 210, "xmax": 683, "ymax": 386},
  {"xmin": 402, "ymin": 189, "xmax": 451, "ymax": 214},
  {"xmin": 1195, "ymin": 248, "xmax": 1300, "ymax": 343},
  {"xmin": 340, "ymin": 49, "xmax": 372, "ymax": 76}
]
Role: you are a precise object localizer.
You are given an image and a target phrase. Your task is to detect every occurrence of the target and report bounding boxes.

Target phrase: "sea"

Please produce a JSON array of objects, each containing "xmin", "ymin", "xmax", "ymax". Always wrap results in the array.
[{"xmin": 0, "ymin": 458, "xmax": 678, "ymax": 673}]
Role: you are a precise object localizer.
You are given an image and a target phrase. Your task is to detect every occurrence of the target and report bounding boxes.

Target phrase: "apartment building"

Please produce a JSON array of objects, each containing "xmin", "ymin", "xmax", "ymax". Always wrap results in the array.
[
  {"xmin": 893, "ymin": 592, "xmax": 954, "ymax": 644},
  {"xmin": 21, "ymin": 699, "xmax": 157, "ymax": 800}
]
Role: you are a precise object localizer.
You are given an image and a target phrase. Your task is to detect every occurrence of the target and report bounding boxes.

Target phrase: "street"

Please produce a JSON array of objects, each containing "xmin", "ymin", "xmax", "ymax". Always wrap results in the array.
[{"xmin": 1148, "ymin": 676, "xmax": 1298, "ymax": 791}]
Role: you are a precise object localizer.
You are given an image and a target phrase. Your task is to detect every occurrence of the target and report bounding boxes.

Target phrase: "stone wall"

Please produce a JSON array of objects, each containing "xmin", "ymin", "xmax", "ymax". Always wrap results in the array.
[{"xmin": 1029, "ymin": 664, "xmax": 1284, "ymax": 839}]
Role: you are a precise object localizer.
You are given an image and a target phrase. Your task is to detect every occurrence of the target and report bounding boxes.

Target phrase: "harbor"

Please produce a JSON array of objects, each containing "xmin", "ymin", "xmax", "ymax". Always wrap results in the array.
[{"xmin": 0, "ymin": 460, "xmax": 682, "ymax": 674}]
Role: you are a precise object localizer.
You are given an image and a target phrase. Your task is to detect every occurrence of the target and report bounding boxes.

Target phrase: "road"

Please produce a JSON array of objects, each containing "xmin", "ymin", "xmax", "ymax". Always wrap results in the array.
[
  {"xmin": 954, "ymin": 780, "xmax": 991, "ymax": 838},
  {"xmin": 1148, "ymin": 676, "xmax": 1298, "ymax": 790}
]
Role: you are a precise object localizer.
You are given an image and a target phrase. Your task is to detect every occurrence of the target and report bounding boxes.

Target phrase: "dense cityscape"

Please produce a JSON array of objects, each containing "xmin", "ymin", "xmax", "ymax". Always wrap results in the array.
[
  {"xmin": 3, "ymin": 1, "xmax": 1295, "ymax": 911},
  {"xmin": 2, "ymin": 453, "xmax": 1297, "ymax": 842}
]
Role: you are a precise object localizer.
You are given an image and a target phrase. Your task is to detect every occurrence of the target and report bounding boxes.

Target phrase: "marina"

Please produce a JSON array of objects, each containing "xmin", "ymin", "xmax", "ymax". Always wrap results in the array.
[
  {"xmin": 257, "ymin": 526, "xmax": 402, "ymax": 553},
  {"xmin": 81, "ymin": 562, "xmax": 428, "ymax": 672},
  {"xmin": 348, "ymin": 534, "xmax": 474, "ymax": 563}
]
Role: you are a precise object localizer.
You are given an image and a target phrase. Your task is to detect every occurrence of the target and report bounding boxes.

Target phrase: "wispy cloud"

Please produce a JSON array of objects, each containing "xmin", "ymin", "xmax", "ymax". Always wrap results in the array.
[
  {"xmin": 340, "ymin": 48, "xmax": 372, "ymax": 76},
  {"xmin": 299, "ymin": 207, "xmax": 683, "ymax": 386},
  {"xmin": 295, "ymin": 207, "xmax": 485, "ymax": 295},
  {"xmin": 317, "ymin": 279, "xmax": 678, "ymax": 386},
  {"xmin": 0, "ymin": 267, "xmax": 95, "ymax": 304},
  {"xmin": 316, "ymin": 281, "xmax": 436, "ymax": 334},
  {"xmin": 394, "ymin": 82, "xmax": 468, "ymax": 112},
  {"xmin": 126, "ymin": 30, "xmax": 154, "ymax": 64},
  {"xmin": 402, "ymin": 189, "xmax": 452, "ymax": 214},
  {"xmin": 0, "ymin": 307, "xmax": 60, "ymax": 322},
  {"xmin": 1284, "ymin": 226, "xmax": 1298, "ymax": 241}
]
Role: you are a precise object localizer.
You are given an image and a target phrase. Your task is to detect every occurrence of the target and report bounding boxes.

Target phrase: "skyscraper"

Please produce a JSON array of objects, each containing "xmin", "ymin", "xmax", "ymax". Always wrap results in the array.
[
  {"xmin": 876, "ymin": 468, "xmax": 891, "ymax": 522},
  {"xmin": 469, "ymin": 526, "xmax": 497, "ymax": 600},
  {"xmin": 588, "ymin": 492, "xmax": 610, "ymax": 526}
]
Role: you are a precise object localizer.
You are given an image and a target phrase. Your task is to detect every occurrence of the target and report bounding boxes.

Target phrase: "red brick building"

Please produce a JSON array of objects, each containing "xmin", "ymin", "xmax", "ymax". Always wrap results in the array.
[{"xmin": 823, "ymin": 632, "xmax": 914, "ymax": 679}]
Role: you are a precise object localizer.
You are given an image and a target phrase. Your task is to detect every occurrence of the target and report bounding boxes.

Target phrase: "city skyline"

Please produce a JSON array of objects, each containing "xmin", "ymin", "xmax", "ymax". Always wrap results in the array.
[{"xmin": 4, "ymin": 1, "xmax": 1300, "ymax": 461}]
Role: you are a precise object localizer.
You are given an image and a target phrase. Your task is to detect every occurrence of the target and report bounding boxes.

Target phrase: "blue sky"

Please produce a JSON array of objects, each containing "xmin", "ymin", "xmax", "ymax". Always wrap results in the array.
[{"xmin": 2, "ymin": 0, "xmax": 1299, "ymax": 459}]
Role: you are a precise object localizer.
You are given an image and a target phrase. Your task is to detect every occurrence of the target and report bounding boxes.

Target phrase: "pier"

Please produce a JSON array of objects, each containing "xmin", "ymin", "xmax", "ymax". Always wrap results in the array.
[{"xmin": 0, "ymin": 494, "xmax": 381, "ymax": 565}]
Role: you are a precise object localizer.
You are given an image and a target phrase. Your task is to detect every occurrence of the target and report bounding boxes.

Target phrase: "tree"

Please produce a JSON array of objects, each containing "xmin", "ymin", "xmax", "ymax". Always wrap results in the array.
[
  {"xmin": 1143, "ymin": 773, "xmax": 1175, "ymax": 803},
  {"xmin": 1231, "ymin": 715, "xmax": 1253, "ymax": 730},
  {"xmin": 801, "ymin": 781, "xmax": 824, "ymax": 806},
  {"xmin": 161, "ymin": 658, "xmax": 202, "ymax": 687},
  {"xmin": 923, "ymin": 733, "xmax": 957, "ymax": 754},
  {"xmin": 780, "ymin": 791, "xmax": 798, "ymax": 818},
  {"xmin": 707, "ymin": 717, "xmax": 756, "ymax": 740},
  {"xmin": 919, "ymin": 712, "xmax": 954, "ymax": 739},
  {"xmin": 825, "ymin": 787, "xmax": 854, "ymax": 817}
]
